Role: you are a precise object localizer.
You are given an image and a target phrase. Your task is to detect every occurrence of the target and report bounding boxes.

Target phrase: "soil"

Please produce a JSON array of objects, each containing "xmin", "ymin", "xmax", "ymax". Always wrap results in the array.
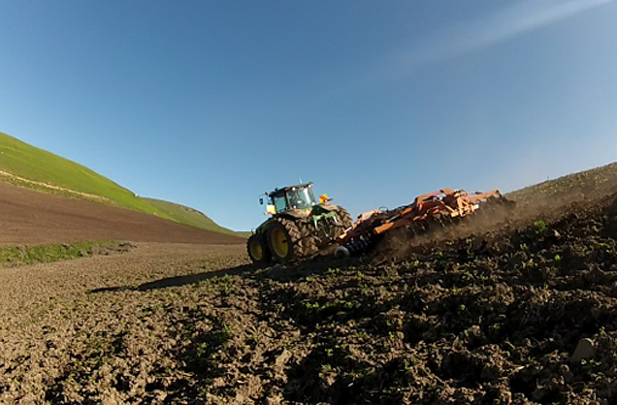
[
  {"xmin": 0, "ymin": 182, "xmax": 243, "ymax": 246},
  {"xmin": 1, "ymin": 181, "xmax": 617, "ymax": 404}
]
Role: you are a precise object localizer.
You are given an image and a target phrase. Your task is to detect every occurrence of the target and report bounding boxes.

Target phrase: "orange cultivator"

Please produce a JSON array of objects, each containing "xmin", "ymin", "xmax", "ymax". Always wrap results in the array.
[{"xmin": 335, "ymin": 188, "xmax": 512, "ymax": 257}]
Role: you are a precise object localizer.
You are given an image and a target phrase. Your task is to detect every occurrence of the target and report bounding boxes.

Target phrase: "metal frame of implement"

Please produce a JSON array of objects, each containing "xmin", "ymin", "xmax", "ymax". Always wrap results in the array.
[{"xmin": 336, "ymin": 188, "xmax": 505, "ymax": 257}]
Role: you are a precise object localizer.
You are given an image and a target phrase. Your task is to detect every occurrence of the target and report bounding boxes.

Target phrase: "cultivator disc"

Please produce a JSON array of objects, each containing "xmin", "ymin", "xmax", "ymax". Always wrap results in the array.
[{"xmin": 336, "ymin": 188, "xmax": 514, "ymax": 258}]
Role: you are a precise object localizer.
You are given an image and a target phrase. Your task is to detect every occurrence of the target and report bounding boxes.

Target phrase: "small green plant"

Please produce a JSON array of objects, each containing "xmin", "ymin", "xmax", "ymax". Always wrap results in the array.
[
  {"xmin": 248, "ymin": 333, "xmax": 262, "ymax": 345},
  {"xmin": 533, "ymin": 220, "xmax": 547, "ymax": 236},
  {"xmin": 327, "ymin": 267, "xmax": 342, "ymax": 276},
  {"xmin": 353, "ymin": 331, "xmax": 369, "ymax": 340},
  {"xmin": 305, "ymin": 302, "xmax": 320, "ymax": 309},
  {"xmin": 581, "ymin": 358, "xmax": 601, "ymax": 376},
  {"xmin": 214, "ymin": 274, "xmax": 235, "ymax": 295}
]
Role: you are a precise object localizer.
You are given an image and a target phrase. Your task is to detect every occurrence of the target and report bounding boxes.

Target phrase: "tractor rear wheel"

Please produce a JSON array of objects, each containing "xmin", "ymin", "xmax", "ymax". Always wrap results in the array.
[
  {"xmin": 335, "ymin": 207, "xmax": 353, "ymax": 228},
  {"xmin": 247, "ymin": 234, "xmax": 271, "ymax": 265},
  {"xmin": 334, "ymin": 207, "xmax": 354, "ymax": 237},
  {"xmin": 267, "ymin": 218, "xmax": 304, "ymax": 263},
  {"xmin": 299, "ymin": 222, "xmax": 319, "ymax": 256}
]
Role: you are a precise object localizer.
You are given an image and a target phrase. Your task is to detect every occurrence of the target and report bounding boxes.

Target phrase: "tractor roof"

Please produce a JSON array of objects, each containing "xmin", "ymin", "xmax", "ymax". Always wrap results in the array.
[{"xmin": 269, "ymin": 182, "xmax": 313, "ymax": 197}]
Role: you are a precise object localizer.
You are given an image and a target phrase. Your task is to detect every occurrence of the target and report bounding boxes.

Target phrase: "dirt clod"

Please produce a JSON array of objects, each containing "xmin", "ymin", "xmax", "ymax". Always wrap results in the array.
[{"xmin": 571, "ymin": 338, "xmax": 597, "ymax": 363}]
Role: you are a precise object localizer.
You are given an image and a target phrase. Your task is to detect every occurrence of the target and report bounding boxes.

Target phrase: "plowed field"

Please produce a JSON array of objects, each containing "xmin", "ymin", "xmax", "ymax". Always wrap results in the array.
[
  {"xmin": 1, "ymin": 180, "xmax": 617, "ymax": 404},
  {"xmin": 0, "ymin": 182, "xmax": 242, "ymax": 246}
]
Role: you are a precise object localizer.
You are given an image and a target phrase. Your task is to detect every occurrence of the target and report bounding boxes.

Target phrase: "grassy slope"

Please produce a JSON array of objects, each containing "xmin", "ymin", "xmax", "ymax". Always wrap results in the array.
[
  {"xmin": 0, "ymin": 131, "xmax": 242, "ymax": 236},
  {"xmin": 0, "ymin": 131, "xmax": 162, "ymax": 213},
  {"xmin": 144, "ymin": 198, "xmax": 249, "ymax": 237}
]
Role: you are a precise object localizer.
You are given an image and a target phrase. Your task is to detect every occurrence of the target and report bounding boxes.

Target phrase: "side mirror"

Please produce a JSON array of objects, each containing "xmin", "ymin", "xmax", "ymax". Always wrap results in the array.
[{"xmin": 259, "ymin": 197, "xmax": 264, "ymax": 205}]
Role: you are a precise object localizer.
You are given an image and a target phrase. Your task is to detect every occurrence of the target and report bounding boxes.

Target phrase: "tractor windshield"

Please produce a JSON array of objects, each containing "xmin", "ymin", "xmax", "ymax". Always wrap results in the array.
[{"xmin": 287, "ymin": 187, "xmax": 315, "ymax": 210}]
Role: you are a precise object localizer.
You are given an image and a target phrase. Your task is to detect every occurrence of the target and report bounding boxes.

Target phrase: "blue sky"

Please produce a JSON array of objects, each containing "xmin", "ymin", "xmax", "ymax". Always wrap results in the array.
[{"xmin": 1, "ymin": 0, "xmax": 616, "ymax": 231}]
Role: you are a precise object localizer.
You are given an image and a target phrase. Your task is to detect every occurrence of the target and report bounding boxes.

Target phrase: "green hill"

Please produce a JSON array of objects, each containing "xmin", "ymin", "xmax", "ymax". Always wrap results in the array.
[
  {"xmin": 143, "ymin": 198, "xmax": 247, "ymax": 237},
  {"xmin": 0, "ymin": 131, "xmax": 243, "ymax": 237}
]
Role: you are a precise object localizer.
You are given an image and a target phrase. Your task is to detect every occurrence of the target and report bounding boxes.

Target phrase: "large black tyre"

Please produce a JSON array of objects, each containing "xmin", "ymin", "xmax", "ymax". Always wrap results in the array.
[
  {"xmin": 334, "ymin": 207, "xmax": 354, "ymax": 238},
  {"xmin": 299, "ymin": 222, "xmax": 319, "ymax": 256},
  {"xmin": 267, "ymin": 217, "xmax": 304, "ymax": 263},
  {"xmin": 335, "ymin": 207, "xmax": 353, "ymax": 228},
  {"xmin": 247, "ymin": 234, "xmax": 272, "ymax": 265}
]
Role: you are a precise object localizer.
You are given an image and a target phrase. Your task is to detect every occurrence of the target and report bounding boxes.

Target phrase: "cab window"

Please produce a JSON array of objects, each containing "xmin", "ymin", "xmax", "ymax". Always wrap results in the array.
[{"xmin": 273, "ymin": 195, "xmax": 288, "ymax": 213}]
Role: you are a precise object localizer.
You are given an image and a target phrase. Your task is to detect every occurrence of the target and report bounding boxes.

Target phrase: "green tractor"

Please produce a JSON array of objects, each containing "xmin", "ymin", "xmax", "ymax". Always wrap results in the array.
[{"xmin": 247, "ymin": 182, "xmax": 353, "ymax": 264}]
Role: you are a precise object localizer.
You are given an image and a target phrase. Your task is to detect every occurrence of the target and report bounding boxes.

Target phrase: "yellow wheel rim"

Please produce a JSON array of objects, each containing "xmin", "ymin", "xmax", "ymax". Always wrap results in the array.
[
  {"xmin": 270, "ymin": 228, "xmax": 289, "ymax": 258},
  {"xmin": 249, "ymin": 240, "xmax": 263, "ymax": 260}
]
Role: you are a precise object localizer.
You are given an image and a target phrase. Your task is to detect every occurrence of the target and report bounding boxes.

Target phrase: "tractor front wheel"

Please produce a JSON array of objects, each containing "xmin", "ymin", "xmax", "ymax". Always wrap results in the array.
[
  {"xmin": 247, "ymin": 234, "xmax": 271, "ymax": 265},
  {"xmin": 267, "ymin": 218, "xmax": 303, "ymax": 263}
]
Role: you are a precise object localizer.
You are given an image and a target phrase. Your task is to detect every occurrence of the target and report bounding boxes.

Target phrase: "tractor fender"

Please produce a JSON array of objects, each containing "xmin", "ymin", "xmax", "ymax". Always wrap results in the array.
[
  {"xmin": 254, "ymin": 218, "xmax": 274, "ymax": 235},
  {"xmin": 255, "ymin": 213, "xmax": 305, "ymax": 235},
  {"xmin": 277, "ymin": 211, "xmax": 307, "ymax": 220},
  {"xmin": 315, "ymin": 204, "xmax": 341, "ymax": 213}
]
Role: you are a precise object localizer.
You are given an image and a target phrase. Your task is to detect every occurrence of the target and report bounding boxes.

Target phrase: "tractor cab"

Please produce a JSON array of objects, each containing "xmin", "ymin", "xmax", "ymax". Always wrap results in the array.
[{"xmin": 261, "ymin": 183, "xmax": 317, "ymax": 214}]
